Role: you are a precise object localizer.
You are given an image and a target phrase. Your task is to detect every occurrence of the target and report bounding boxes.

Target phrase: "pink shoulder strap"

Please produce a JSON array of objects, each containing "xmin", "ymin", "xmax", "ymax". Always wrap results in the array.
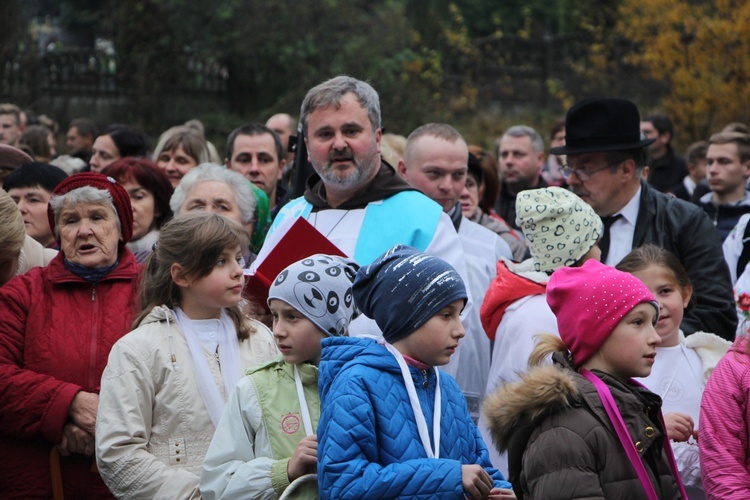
[{"xmin": 581, "ymin": 369, "xmax": 687, "ymax": 499}]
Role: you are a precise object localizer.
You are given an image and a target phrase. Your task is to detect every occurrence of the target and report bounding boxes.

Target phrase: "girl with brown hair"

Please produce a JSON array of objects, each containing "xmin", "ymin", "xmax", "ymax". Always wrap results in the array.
[{"xmin": 95, "ymin": 212, "xmax": 277, "ymax": 499}]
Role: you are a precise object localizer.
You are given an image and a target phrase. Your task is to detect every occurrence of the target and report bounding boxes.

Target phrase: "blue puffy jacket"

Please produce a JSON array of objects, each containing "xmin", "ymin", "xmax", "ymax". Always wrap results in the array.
[{"xmin": 318, "ymin": 337, "xmax": 511, "ymax": 499}]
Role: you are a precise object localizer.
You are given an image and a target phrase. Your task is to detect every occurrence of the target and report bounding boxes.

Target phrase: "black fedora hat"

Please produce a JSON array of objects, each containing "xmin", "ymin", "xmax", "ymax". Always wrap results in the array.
[{"xmin": 549, "ymin": 97, "xmax": 655, "ymax": 155}]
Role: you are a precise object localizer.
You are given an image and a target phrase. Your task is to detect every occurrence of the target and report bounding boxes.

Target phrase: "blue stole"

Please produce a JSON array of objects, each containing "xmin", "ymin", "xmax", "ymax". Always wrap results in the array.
[{"xmin": 270, "ymin": 191, "xmax": 443, "ymax": 265}]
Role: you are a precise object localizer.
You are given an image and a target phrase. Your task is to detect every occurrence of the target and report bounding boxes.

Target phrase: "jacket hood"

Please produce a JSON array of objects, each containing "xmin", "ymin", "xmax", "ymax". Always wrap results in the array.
[
  {"xmin": 682, "ymin": 330, "xmax": 732, "ymax": 381},
  {"xmin": 137, "ymin": 304, "xmax": 176, "ymax": 328},
  {"xmin": 482, "ymin": 362, "xmax": 579, "ymax": 453},
  {"xmin": 319, "ymin": 336, "xmax": 399, "ymax": 400},
  {"xmin": 480, "ymin": 259, "xmax": 548, "ymax": 341}
]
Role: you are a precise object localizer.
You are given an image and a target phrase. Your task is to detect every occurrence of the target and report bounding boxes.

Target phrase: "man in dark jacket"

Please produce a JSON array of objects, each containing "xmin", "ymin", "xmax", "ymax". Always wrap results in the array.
[
  {"xmin": 553, "ymin": 97, "xmax": 736, "ymax": 339},
  {"xmin": 641, "ymin": 114, "xmax": 689, "ymax": 193}
]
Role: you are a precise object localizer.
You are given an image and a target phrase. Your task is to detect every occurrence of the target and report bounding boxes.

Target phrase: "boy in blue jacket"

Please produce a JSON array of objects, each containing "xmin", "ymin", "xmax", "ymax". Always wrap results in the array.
[{"xmin": 317, "ymin": 245, "xmax": 514, "ymax": 499}]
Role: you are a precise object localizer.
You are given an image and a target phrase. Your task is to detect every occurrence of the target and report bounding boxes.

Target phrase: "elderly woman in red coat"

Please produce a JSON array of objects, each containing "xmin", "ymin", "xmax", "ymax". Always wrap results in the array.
[{"xmin": 0, "ymin": 172, "xmax": 140, "ymax": 498}]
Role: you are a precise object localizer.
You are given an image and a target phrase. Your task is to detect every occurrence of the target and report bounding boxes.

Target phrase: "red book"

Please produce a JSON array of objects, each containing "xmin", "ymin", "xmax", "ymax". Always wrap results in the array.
[{"xmin": 243, "ymin": 216, "xmax": 346, "ymax": 314}]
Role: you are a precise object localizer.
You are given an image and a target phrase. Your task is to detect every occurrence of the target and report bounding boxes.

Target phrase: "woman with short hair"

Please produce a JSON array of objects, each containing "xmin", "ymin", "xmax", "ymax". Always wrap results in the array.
[
  {"xmin": 0, "ymin": 172, "xmax": 140, "ymax": 498},
  {"xmin": 154, "ymin": 125, "xmax": 211, "ymax": 188},
  {"xmin": 103, "ymin": 157, "xmax": 174, "ymax": 261},
  {"xmin": 4, "ymin": 162, "xmax": 68, "ymax": 249},
  {"xmin": 89, "ymin": 125, "xmax": 150, "ymax": 173}
]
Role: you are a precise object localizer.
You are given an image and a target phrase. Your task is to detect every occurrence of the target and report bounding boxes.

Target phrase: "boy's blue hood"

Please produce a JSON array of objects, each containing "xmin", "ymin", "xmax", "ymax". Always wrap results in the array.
[{"xmin": 319, "ymin": 336, "xmax": 400, "ymax": 401}]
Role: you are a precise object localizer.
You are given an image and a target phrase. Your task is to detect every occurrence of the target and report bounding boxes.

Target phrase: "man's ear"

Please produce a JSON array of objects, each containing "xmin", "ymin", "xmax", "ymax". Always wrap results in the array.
[
  {"xmin": 742, "ymin": 159, "xmax": 750, "ymax": 179},
  {"xmin": 660, "ymin": 131, "xmax": 672, "ymax": 146},
  {"xmin": 171, "ymin": 263, "xmax": 190, "ymax": 288},
  {"xmin": 397, "ymin": 158, "xmax": 408, "ymax": 179},
  {"xmin": 536, "ymin": 151, "xmax": 545, "ymax": 171},
  {"xmin": 682, "ymin": 285, "xmax": 694, "ymax": 308},
  {"xmin": 620, "ymin": 158, "xmax": 638, "ymax": 182},
  {"xmin": 277, "ymin": 159, "xmax": 286, "ymax": 180}
]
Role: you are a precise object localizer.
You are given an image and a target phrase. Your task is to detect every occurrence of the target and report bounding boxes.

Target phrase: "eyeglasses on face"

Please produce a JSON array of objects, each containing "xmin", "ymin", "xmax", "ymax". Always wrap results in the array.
[{"xmin": 559, "ymin": 160, "xmax": 622, "ymax": 181}]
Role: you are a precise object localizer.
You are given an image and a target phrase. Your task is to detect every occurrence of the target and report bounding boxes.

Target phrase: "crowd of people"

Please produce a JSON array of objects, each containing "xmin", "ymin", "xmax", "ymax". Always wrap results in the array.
[{"xmin": 1, "ymin": 75, "xmax": 750, "ymax": 499}]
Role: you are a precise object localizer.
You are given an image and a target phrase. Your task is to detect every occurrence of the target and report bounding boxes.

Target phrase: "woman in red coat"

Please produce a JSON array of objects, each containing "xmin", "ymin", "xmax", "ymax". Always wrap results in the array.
[{"xmin": 0, "ymin": 173, "xmax": 139, "ymax": 498}]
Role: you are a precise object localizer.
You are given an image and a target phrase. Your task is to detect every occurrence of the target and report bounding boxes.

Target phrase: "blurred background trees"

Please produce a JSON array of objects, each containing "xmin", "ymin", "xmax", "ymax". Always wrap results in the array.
[
  {"xmin": 617, "ymin": 0, "xmax": 750, "ymax": 141},
  {"xmin": 1, "ymin": 0, "xmax": 747, "ymax": 149}
]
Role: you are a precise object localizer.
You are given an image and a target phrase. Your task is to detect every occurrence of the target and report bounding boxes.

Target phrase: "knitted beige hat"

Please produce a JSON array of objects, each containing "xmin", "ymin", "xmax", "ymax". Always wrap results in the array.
[{"xmin": 516, "ymin": 187, "xmax": 603, "ymax": 273}]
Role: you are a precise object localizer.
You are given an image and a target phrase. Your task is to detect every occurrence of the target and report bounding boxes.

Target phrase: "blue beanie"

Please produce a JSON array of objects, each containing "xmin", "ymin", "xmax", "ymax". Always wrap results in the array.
[{"xmin": 353, "ymin": 245, "xmax": 468, "ymax": 344}]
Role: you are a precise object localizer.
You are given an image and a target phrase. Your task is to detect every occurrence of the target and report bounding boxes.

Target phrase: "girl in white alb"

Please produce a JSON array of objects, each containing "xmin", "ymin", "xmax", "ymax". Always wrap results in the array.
[{"xmin": 618, "ymin": 245, "xmax": 730, "ymax": 499}]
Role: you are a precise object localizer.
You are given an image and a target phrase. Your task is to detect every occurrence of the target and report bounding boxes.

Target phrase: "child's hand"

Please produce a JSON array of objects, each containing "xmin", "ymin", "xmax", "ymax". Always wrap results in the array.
[
  {"xmin": 287, "ymin": 434, "xmax": 318, "ymax": 482},
  {"xmin": 461, "ymin": 464, "xmax": 493, "ymax": 499},
  {"xmin": 488, "ymin": 488, "xmax": 517, "ymax": 499},
  {"xmin": 664, "ymin": 412, "xmax": 694, "ymax": 442}
]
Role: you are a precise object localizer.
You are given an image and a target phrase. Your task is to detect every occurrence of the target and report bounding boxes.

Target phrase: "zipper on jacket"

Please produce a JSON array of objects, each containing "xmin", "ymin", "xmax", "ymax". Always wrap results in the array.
[
  {"xmin": 421, "ymin": 369, "xmax": 428, "ymax": 389},
  {"xmin": 89, "ymin": 284, "xmax": 100, "ymax": 389}
]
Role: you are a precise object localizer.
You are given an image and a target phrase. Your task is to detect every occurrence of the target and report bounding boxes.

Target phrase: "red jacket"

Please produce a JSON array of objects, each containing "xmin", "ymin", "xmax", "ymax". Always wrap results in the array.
[
  {"xmin": 480, "ymin": 260, "xmax": 546, "ymax": 342},
  {"xmin": 0, "ymin": 250, "xmax": 139, "ymax": 499}
]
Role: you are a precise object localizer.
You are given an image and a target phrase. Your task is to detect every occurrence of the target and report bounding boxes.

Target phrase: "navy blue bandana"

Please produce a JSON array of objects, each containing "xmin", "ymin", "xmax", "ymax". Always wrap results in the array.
[{"xmin": 64, "ymin": 258, "xmax": 119, "ymax": 283}]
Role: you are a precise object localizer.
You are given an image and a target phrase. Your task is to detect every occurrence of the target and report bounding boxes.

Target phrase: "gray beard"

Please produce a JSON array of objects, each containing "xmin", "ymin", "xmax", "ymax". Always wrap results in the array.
[{"xmin": 315, "ymin": 150, "xmax": 380, "ymax": 191}]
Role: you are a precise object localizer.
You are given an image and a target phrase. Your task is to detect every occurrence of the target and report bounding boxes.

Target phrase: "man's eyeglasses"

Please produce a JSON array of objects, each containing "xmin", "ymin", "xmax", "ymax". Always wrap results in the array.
[{"xmin": 558, "ymin": 161, "xmax": 620, "ymax": 182}]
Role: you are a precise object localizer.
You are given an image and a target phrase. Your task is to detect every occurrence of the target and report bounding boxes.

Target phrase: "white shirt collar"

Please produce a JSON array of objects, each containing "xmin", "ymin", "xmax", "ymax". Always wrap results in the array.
[
  {"xmin": 683, "ymin": 176, "xmax": 696, "ymax": 196},
  {"xmin": 603, "ymin": 185, "xmax": 641, "ymax": 266},
  {"xmin": 618, "ymin": 185, "xmax": 642, "ymax": 227}
]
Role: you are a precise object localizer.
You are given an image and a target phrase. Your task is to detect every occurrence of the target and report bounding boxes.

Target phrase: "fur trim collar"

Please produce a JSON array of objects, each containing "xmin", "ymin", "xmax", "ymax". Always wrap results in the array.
[{"xmin": 482, "ymin": 364, "xmax": 578, "ymax": 452}]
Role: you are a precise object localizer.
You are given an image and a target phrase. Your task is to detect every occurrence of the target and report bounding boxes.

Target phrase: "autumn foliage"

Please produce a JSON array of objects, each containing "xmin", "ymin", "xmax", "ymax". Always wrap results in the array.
[{"xmin": 617, "ymin": 0, "xmax": 750, "ymax": 141}]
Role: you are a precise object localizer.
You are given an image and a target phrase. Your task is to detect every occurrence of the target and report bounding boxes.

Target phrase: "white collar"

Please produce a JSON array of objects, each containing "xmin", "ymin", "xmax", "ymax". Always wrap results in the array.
[
  {"xmin": 683, "ymin": 176, "xmax": 696, "ymax": 195},
  {"xmin": 617, "ymin": 185, "xmax": 642, "ymax": 226},
  {"xmin": 173, "ymin": 308, "xmax": 242, "ymax": 427}
]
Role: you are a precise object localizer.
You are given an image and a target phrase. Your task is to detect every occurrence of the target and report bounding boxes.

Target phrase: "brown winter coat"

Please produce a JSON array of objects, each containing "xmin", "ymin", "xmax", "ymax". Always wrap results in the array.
[{"xmin": 482, "ymin": 353, "xmax": 683, "ymax": 499}]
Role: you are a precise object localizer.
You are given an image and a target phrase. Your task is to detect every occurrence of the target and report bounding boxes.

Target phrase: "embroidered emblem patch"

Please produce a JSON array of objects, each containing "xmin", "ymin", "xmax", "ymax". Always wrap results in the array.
[{"xmin": 281, "ymin": 412, "xmax": 301, "ymax": 435}]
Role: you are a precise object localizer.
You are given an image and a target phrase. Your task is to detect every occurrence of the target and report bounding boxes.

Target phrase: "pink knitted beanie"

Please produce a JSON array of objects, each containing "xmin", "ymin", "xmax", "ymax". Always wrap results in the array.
[{"xmin": 546, "ymin": 259, "xmax": 658, "ymax": 365}]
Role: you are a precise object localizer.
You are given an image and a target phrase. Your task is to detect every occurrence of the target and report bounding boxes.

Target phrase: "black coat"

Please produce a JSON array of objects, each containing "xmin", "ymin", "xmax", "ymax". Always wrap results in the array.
[
  {"xmin": 647, "ymin": 147, "xmax": 688, "ymax": 193},
  {"xmin": 495, "ymin": 177, "xmax": 548, "ymax": 231},
  {"xmin": 634, "ymin": 180, "xmax": 736, "ymax": 338}
]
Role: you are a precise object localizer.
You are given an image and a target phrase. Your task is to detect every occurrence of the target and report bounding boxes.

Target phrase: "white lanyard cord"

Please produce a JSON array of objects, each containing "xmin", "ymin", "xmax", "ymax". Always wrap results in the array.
[
  {"xmin": 293, "ymin": 365, "xmax": 314, "ymax": 437},
  {"xmin": 384, "ymin": 343, "xmax": 441, "ymax": 458}
]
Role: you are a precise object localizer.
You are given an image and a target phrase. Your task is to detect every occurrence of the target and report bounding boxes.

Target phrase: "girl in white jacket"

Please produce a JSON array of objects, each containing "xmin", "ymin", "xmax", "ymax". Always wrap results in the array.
[
  {"xmin": 96, "ymin": 212, "xmax": 278, "ymax": 499},
  {"xmin": 617, "ymin": 244, "xmax": 731, "ymax": 499}
]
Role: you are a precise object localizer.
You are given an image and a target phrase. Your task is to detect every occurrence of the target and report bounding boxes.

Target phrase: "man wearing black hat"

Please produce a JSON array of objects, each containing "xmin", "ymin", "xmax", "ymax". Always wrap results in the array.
[{"xmin": 552, "ymin": 97, "xmax": 736, "ymax": 339}]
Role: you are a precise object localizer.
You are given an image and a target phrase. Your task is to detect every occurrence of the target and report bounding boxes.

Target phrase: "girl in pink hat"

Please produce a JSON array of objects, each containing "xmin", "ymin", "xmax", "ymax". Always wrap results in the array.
[{"xmin": 482, "ymin": 259, "xmax": 686, "ymax": 499}]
